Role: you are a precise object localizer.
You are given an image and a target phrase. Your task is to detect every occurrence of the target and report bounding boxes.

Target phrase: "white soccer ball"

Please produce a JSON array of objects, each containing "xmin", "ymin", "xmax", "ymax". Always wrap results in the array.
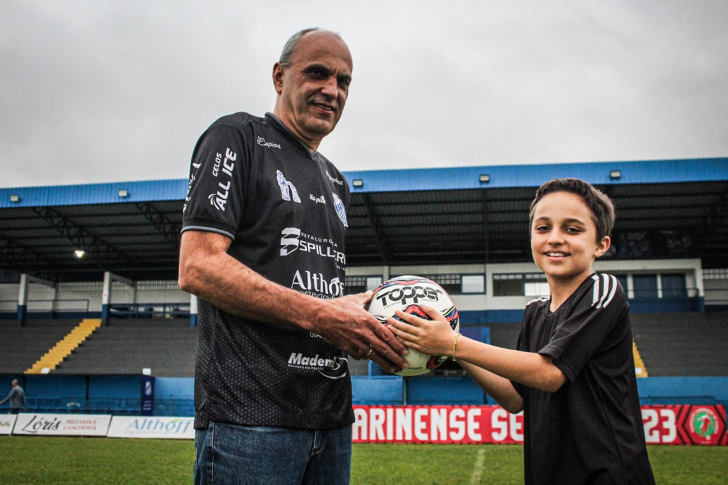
[{"xmin": 366, "ymin": 275, "xmax": 460, "ymax": 377}]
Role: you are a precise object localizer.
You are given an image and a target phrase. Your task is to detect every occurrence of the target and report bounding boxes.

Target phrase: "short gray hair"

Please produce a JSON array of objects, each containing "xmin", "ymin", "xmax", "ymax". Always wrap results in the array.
[{"xmin": 279, "ymin": 27, "xmax": 342, "ymax": 67}]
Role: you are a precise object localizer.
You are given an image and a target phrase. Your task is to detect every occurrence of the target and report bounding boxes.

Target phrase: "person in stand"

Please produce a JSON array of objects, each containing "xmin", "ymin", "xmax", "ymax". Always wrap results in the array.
[
  {"xmin": 178, "ymin": 27, "xmax": 408, "ymax": 485},
  {"xmin": 1, "ymin": 379, "xmax": 27, "ymax": 414},
  {"xmin": 390, "ymin": 178, "xmax": 655, "ymax": 485}
]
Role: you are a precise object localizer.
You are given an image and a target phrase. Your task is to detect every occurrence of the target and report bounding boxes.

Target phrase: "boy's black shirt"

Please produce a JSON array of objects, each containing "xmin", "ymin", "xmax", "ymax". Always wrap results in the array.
[{"xmin": 512, "ymin": 273, "xmax": 655, "ymax": 485}]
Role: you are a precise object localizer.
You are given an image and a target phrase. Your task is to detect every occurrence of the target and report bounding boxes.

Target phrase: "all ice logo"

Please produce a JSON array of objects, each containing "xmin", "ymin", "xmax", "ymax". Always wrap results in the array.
[
  {"xmin": 277, "ymin": 170, "xmax": 301, "ymax": 203},
  {"xmin": 207, "ymin": 148, "xmax": 237, "ymax": 211},
  {"xmin": 257, "ymin": 136, "xmax": 281, "ymax": 149},
  {"xmin": 332, "ymin": 192, "xmax": 348, "ymax": 227},
  {"xmin": 144, "ymin": 381, "xmax": 153, "ymax": 396}
]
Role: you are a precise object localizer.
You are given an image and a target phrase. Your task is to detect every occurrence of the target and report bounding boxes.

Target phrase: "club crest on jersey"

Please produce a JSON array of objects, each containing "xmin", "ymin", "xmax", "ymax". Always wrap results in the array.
[
  {"xmin": 277, "ymin": 170, "xmax": 301, "ymax": 203},
  {"xmin": 332, "ymin": 192, "xmax": 348, "ymax": 227}
]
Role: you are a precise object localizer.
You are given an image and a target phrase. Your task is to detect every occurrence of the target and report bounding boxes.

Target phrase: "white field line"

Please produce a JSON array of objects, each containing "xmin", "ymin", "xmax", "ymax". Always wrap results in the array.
[{"xmin": 470, "ymin": 448, "xmax": 486, "ymax": 485}]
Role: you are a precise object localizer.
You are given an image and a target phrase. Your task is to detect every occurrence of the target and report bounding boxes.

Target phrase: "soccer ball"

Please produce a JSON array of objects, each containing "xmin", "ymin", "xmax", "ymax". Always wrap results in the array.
[{"xmin": 366, "ymin": 275, "xmax": 460, "ymax": 376}]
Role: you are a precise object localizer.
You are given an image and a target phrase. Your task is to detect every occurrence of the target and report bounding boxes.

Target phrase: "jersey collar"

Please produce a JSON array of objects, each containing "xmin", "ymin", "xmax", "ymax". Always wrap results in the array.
[{"xmin": 265, "ymin": 112, "xmax": 318, "ymax": 161}]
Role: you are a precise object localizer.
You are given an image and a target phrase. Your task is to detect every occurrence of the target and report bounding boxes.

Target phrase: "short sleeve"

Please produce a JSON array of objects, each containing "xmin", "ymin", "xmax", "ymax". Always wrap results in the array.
[
  {"xmin": 182, "ymin": 123, "xmax": 248, "ymax": 239},
  {"xmin": 539, "ymin": 275, "xmax": 628, "ymax": 382}
]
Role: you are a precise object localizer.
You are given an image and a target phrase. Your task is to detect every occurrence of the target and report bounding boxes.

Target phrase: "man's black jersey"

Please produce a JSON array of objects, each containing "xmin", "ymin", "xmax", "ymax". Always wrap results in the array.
[
  {"xmin": 182, "ymin": 112, "xmax": 353, "ymax": 430},
  {"xmin": 511, "ymin": 273, "xmax": 655, "ymax": 485}
]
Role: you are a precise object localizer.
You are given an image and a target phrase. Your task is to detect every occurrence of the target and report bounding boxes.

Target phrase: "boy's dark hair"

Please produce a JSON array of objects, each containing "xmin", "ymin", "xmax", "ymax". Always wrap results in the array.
[{"xmin": 529, "ymin": 178, "xmax": 615, "ymax": 242}]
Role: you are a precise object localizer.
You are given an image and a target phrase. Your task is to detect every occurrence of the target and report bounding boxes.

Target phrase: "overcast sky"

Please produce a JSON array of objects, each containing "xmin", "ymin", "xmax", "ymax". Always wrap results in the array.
[{"xmin": 2, "ymin": 0, "xmax": 727, "ymax": 188}]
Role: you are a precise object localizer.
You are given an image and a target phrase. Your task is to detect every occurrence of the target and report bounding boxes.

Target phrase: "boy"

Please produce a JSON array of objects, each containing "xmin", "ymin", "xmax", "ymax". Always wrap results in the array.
[{"xmin": 389, "ymin": 178, "xmax": 655, "ymax": 485}]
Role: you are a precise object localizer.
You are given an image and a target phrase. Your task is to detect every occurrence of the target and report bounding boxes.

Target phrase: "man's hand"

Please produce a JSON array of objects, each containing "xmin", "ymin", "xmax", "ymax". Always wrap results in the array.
[{"xmin": 312, "ymin": 292, "xmax": 409, "ymax": 374}]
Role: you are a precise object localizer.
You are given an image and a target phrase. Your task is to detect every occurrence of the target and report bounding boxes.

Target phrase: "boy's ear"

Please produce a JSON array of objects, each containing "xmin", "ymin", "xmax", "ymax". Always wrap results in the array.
[{"xmin": 594, "ymin": 236, "xmax": 611, "ymax": 259}]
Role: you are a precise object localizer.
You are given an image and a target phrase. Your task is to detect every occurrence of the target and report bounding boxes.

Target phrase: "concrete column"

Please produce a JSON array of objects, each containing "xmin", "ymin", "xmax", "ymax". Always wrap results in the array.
[
  {"xmin": 102, "ymin": 272, "xmax": 134, "ymax": 324},
  {"xmin": 17, "ymin": 274, "xmax": 54, "ymax": 325},
  {"xmin": 190, "ymin": 294, "xmax": 198, "ymax": 327},
  {"xmin": 17, "ymin": 274, "xmax": 30, "ymax": 323}
]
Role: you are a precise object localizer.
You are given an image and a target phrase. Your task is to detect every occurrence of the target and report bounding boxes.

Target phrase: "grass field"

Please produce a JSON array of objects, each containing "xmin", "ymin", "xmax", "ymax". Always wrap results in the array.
[{"xmin": 1, "ymin": 436, "xmax": 727, "ymax": 484}]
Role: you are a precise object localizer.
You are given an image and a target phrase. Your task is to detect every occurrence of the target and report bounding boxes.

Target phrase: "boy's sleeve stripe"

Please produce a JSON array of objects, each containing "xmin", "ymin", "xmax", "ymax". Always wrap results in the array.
[
  {"xmin": 596, "ymin": 274, "xmax": 611, "ymax": 308},
  {"xmin": 602, "ymin": 275, "xmax": 618, "ymax": 308},
  {"xmin": 591, "ymin": 274, "xmax": 601, "ymax": 306}
]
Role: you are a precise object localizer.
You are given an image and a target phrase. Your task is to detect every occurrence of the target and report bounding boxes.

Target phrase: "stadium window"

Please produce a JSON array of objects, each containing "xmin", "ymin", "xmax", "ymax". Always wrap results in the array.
[
  {"xmin": 493, "ymin": 274, "xmax": 524, "ymax": 296},
  {"xmin": 661, "ymin": 273, "xmax": 687, "ymax": 298},
  {"xmin": 632, "ymin": 274, "xmax": 658, "ymax": 298},
  {"xmin": 461, "ymin": 274, "xmax": 485, "ymax": 294},
  {"xmin": 345, "ymin": 276, "xmax": 366, "ymax": 295},
  {"xmin": 524, "ymin": 282, "xmax": 550, "ymax": 297},
  {"xmin": 365, "ymin": 276, "xmax": 383, "ymax": 291}
]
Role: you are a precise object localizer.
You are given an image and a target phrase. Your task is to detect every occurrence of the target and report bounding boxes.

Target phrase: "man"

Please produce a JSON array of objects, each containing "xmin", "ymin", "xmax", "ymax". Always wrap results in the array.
[
  {"xmin": 0, "ymin": 379, "xmax": 27, "ymax": 414},
  {"xmin": 179, "ymin": 28, "xmax": 409, "ymax": 484}
]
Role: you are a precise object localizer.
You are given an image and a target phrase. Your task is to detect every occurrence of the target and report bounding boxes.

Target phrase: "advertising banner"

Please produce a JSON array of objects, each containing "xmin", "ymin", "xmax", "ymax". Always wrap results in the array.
[
  {"xmin": 641, "ymin": 405, "xmax": 727, "ymax": 445},
  {"xmin": 353, "ymin": 405, "xmax": 727, "ymax": 445},
  {"xmin": 13, "ymin": 413, "xmax": 111, "ymax": 437},
  {"xmin": 0, "ymin": 415, "xmax": 17, "ymax": 435},
  {"xmin": 141, "ymin": 375, "xmax": 155, "ymax": 416},
  {"xmin": 107, "ymin": 416, "xmax": 194, "ymax": 439}
]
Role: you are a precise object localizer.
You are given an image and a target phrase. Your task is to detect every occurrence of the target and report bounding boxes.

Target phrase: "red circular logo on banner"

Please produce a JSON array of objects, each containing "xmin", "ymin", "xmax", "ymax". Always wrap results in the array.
[{"xmin": 687, "ymin": 407, "xmax": 723, "ymax": 445}]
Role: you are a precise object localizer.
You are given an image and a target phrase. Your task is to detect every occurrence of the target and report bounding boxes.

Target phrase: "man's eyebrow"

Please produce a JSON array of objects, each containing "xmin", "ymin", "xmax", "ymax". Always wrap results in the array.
[{"xmin": 563, "ymin": 218, "xmax": 587, "ymax": 225}]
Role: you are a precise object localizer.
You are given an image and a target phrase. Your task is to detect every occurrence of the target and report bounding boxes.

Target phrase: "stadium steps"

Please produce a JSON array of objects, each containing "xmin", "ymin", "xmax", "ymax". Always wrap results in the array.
[
  {"xmin": 633, "ymin": 341, "xmax": 648, "ymax": 377},
  {"xmin": 631, "ymin": 313, "xmax": 728, "ymax": 376},
  {"xmin": 54, "ymin": 319, "xmax": 197, "ymax": 377},
  {"xmin": 25, "ymin": 319, "xmax": 102, "ymax": 374},
  {"xmin": 0, "ymin": 320, "xmax": 81, "ymax": 373}
]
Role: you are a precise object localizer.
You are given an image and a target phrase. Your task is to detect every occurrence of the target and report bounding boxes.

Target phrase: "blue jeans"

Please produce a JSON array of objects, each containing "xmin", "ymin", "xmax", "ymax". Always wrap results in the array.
[{"xmin": 194, "ymin": 421, "xmax": 352, "ymax": 485}]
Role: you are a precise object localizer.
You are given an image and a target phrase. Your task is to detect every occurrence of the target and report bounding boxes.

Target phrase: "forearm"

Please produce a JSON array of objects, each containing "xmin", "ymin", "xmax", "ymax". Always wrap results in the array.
[
  {"xmin": 456, "ymin": 337, "xmax": 566, "ymax": 393},
  {"xmin": 179, "ymin": 246, "xmax": 322, "ymax": 332},
  {"xmin": 459, "ymin": 361, "xmax": 523, "ymax": 413}
]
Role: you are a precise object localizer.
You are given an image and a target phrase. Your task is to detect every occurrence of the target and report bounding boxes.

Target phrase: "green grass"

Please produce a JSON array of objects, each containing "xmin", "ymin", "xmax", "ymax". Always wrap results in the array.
[{"xmin": 1, "ymin": 437, "xmax": 726, "ymax": 484}]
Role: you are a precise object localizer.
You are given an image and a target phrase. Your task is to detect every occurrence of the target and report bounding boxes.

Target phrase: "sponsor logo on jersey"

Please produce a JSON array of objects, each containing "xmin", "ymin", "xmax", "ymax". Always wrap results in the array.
[
  {"xmin": 207, "ymin": 148, "xmax": 237, "ymax": 211},
  {"xmin": 332, "ymin": 192, "xmax": 348, "ymax": 227},
  {"xmin": 279, "ymin": 227, "xmax": 345, "ymax": 265},
  {"xmin": 288, "ymin": 352, "xmax": 348, "ymax": 380},
  {"xmin": 257, "ymin": 136, "xmax": 281, "ymax": 149},
  {"xmin": 277, "ymin": 170, "xmax": 301, "ymax": 203},
  {"xmin": 310, "ymin": 194, "xmax": 326, "ymax": 204},
  {"xmin": 326, "ymin": 170, "xmax": 344, "ymax": 185},
  {"xmin": 212, "ymin": 149, "xmax": 236, "ymax": 177},
  {"xmin": 291, "ymin": 270, "xmax": 343, "ymax": 299}
]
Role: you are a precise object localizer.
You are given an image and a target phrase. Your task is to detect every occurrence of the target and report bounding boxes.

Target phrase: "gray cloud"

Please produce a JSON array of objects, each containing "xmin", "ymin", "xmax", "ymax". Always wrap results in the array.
[{"xmin": 1, "ymin": 0, "xmax": 727, "ymax": 188}]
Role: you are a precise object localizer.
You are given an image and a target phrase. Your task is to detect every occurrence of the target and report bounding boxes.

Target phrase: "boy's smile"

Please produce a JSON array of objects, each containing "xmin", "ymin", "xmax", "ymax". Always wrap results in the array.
[{"xmin": 531, "ymin": 191, "xmax": 610, "ymax": 291}]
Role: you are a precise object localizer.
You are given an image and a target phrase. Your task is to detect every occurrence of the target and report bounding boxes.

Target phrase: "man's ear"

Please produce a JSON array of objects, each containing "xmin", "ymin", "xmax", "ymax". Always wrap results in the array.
[
  {"xmin": 272, "ymin": 62, "xmax": 284, "ymax": 94},
  {"xmin": 594, "ymin": 236, "xmax": 611, "ymax": 259}
]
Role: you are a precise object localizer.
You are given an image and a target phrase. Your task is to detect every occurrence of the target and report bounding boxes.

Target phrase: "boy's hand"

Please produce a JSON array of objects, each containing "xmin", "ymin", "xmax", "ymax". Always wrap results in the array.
[{"xmin": 388, "ymin": 304, "xmax": 458, "ymax": 357}]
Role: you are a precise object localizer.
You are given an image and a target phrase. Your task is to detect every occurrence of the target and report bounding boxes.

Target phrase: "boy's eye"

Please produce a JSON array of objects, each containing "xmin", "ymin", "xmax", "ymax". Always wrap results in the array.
[
  {"xmin": 535, "ymin": 225, "xmax": 549, "ymax": 232},
  {"xmin": 565, "ymin": 227, "xmax": 582, "ymax": 234}
]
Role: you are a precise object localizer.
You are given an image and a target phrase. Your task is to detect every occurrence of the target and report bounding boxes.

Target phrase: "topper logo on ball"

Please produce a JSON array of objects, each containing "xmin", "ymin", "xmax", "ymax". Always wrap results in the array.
[{"xmin": 375, "ymin": 285, "xmax": 442, "ymax": 307}]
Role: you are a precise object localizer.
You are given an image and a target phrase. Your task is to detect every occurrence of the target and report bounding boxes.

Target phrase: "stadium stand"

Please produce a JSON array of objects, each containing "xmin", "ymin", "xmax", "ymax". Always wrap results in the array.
[
  {"xmin": 53, "ymin": 318, "xmax": 196, "ymax": 377},
  {"xmin": 0, "ymin": 319, "xmax": 80, "ymax": 374},
  {"xmin": 631, "ymin": 312, "xmax": 728, "ymax": 377}
]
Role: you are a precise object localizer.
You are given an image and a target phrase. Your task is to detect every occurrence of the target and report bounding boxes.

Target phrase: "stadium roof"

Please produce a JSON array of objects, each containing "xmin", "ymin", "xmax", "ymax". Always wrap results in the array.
[{"xmin": 1, "ymin": 158, "xmax": 726, "ymax": 282}]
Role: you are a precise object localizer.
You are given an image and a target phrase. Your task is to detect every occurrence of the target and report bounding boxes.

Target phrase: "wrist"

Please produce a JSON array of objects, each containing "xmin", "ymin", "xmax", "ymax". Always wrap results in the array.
[{"xmin": 451, "ymin": 332, "xmax": 461, "ymax": 361}]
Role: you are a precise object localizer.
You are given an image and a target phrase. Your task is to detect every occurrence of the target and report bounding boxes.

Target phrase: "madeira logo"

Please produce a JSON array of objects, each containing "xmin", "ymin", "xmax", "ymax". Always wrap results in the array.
[{"xmin": 691, "ymin": 409, "xmax": 717, "ymax": 439}]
